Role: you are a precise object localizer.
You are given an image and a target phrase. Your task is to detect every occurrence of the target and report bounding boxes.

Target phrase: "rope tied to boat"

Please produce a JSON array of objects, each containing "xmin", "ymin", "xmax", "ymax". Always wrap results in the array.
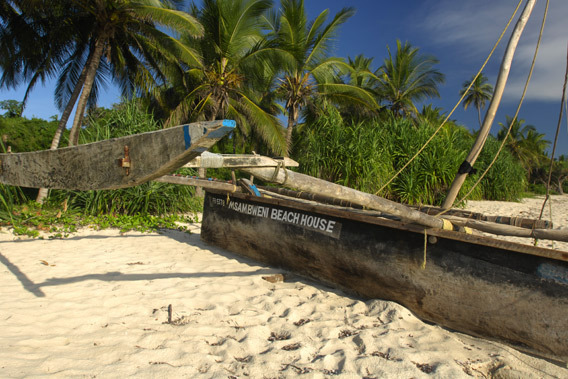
[
  {"xmin": 422, "ymin": 230, "xmax": 428, "ymax": 270},
  {"xmin": 271, "ymin": 160, "xmax": 289, "ymax": 186}
]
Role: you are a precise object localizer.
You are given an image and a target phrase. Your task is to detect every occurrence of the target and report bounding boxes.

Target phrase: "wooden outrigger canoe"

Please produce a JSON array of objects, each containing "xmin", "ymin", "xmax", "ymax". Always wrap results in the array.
[
  {"xmin": 200, "ymin": 188, "xmax": 568, "ymax": 364},
  {"xmin": 0, "ymin": 120, "xmax": 235, "ymax": 190}
]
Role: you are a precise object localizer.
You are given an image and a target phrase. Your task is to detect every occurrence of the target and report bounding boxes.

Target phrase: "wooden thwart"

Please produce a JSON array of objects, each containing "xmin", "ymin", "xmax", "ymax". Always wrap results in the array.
[
  {"xmin": 183, "ymin": 153, "xmax": 298, "ymax": 168},
  {"xmin": 154, "ymin": 175, "xmax": 239, "ymax": 192}
]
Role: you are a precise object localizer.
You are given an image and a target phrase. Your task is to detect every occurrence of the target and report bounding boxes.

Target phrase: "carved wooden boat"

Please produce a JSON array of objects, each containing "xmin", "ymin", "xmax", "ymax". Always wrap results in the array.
[
  {"xmin": 0, "ymin": 120, "xmax": 235, "ymax": 190},
  {"xmin": 201, "ymin": 189, "xmax": 568, "ymax": 363}
]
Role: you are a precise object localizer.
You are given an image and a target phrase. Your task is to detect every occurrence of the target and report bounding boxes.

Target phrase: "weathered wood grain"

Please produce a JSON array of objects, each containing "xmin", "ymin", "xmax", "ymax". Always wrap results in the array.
[
  {"xmin": 201, "ymin": 190, "xmax": 568, "ymax": 363},
  {"xmin": 0, "ymin": 120, "xmax": 235, "ymax": 190},
  {"xmin": 183, "ymin": 153, "xmax": 299, "ymax": 168}
]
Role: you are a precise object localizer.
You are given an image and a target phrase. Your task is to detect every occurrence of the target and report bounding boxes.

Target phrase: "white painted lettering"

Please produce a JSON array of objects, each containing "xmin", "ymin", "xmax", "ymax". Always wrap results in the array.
[
  {"xmin": 326, "ymin": 220, "xmax": 336, "ymax": 233},
  {"xmin": 319, "ymin": 218, "xmax": 326, "ymax": 231},
  {"xmin": 287, "ymin": 212, "xmax": 295, "ymax": 223}
]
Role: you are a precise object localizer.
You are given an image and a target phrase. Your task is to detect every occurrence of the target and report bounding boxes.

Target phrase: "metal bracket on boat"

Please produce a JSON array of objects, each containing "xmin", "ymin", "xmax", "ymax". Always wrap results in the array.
[{"xmin": 117, "ymin": 145, "xmax": 131, "ymax": 176}]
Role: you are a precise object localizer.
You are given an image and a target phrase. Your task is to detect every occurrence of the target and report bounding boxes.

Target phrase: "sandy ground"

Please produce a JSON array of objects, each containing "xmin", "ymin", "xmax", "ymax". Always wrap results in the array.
[{"xmin": 1, "ymin": 196, "xmax": 567, "ymax": 378}]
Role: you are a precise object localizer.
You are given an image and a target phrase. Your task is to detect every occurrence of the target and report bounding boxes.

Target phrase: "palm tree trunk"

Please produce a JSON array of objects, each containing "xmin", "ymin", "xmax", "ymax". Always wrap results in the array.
[
  {"xmin": 68, "ymin": 38, "xmax": 105, "ymax": 147},
  {"xmin": 442, "ymin": 0, "xmax": 536, "ymax": 209},
  {"xmin": 477, "ymin": 107, "xmax": 482, "ymax": 129},
  {"xmin": 285, "ymin": 105, "xmax": 297, "ymax": 157}
]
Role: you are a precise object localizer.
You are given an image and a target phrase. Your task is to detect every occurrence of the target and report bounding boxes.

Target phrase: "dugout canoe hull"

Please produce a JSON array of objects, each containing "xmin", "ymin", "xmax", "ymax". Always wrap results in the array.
[
  {"xmin": 201, "ymin": 190, "xmax": 568, "ymax": 363},
  {"xmin": 0, "ymin": 120, "xmax": 235, "ymax": 190}
]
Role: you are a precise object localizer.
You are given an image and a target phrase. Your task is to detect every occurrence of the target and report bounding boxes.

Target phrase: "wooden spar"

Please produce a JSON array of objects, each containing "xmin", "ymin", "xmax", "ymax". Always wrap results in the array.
[
  {"xmin": 242, "ymin": 166, "xmax": 568, "ymax": 243},
  {"xmin": 153, "ymin": 175, "xmax": 240, "ymax": 192},
  {"xmin": 442, "ymin": 0, "xmax": 537, "ymax": 209},
  {"xmin": 183, "ymin": 153, "xmax": 299, "ymax": 168},
  {"xmin": 413, "ymin": 205, "xmax": 552, "ymax": 230},
  {"xmin": 262, "ymin": 185, "xmax": 553, "ymax": 230},
  {"xmin": 241, "ymin": 167, "xmax": 449, "ymax": 230},
  {"xmin": 446, "ymin": 216, "xmax": 568, "ymax": 242},
  {"xmin": 259, "ymin": 185, "xmax": 367, "ymax": 209}
]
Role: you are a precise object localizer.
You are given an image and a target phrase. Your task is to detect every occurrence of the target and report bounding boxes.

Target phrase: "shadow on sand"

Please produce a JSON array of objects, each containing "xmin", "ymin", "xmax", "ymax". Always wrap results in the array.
[{"xmin": 0, "ymin": 228, "xmax": 281, "ymax": 298}]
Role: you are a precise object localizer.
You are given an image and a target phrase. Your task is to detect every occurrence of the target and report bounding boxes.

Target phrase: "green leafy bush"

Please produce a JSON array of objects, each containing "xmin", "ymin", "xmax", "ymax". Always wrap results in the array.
[{"xmin": 0, "ymin": 115, "xmax": 61, "ymax": 152}]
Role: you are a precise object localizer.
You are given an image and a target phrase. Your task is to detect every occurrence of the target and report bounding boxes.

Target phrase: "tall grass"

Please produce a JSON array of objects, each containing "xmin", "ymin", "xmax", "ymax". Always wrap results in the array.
[
  {"xmin": 296, "ymin": 105, "xmax": 395, "ymax": 195},
  {"xmin": 0, "ymin": 183, "xmax": 25, "ymax": 223},
  {"xmin": 294, "ymin": 105, "xmax": 527, "ymax": 205}
]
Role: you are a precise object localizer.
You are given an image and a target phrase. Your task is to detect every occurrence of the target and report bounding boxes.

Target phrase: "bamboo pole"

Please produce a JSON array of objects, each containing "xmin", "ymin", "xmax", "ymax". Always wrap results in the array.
[
  {"xmin": 442, "ymin": 0, "xmax": 537, "ymax": 209},
  {"xmin": 446, "ymin": 216, "xmax": 568, "ymax": 243}
]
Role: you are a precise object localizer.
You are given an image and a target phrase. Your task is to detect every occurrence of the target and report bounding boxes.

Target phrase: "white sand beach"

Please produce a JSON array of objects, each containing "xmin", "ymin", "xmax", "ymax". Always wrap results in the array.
[{"xmin": 1, "ymin": 196, "xmax": 567, "ymax": 378}]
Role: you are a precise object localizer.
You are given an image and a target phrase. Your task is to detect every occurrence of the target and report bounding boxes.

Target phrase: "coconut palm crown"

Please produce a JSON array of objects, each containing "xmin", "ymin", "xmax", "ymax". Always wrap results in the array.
[
  {"xmin": 164, "ymin": 0, "xmax": 287, "ymax": 155},
  {"xmin": 460, "ymin": 73, "xmax": 494, "ymax": 128},
  {"xmin": 267, "ymin": 0, "xmax": 379, "ymax": 154},
  {"xmin": 376, "ymin": 40, "xmax": 445, "ymax": 117}
]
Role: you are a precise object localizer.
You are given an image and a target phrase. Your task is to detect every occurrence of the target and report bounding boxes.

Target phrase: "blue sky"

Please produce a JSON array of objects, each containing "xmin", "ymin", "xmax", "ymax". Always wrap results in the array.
[{"xmin": 1, "ymin": 0, "xmax": 567, "ymax": 155}]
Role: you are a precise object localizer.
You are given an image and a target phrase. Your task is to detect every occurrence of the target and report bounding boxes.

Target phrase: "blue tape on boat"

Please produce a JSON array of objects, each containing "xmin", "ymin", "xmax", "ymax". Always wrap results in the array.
[
  {"xmin": 250, "ymin": 184, "xmax": 261, "ymax": 197},
  {"xmin": 183, "ymin": 124, "xmax": 191, "ymax": 149},
  {"xmin": 207, "ymin": 120, "xmax": 237, "ymax": 139}
]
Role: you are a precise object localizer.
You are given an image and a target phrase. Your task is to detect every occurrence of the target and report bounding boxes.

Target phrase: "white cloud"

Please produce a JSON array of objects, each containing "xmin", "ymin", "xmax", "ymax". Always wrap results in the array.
[{"xmin": 417, "ymin": 0, "xmax": 567, "ymax": 103}]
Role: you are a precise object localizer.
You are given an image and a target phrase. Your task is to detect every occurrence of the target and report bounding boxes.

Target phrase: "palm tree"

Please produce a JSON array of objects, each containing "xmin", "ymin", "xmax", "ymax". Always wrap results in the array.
[
  {"xmin": 163, "ymin": 0, "xmax": 286, "ymax": 155},
  {"xmin": 335, "ymin": 54, "xmax": 382, "ymax": 120},
  {"xmin": 0, "ymin": 1, "xmax": 79, "ymax": 145},
  {"xmin": 1, "ymin": 0, "xmax": 203, "ymax": 147},
  {"xmin": 62, "ymin": 0, "xmax": 203, "ymax": 146},
  {"xmin": 460, "ymin": 73, "xmax": 493, "ymax": 128},
  {"xmin": 345, "ymin": 55, "xmax": 380, "ymax": 90},
  {"xmin": 417, "ymin": 104, "xmax": 446, "ymax": 126},
  {"xmin": 497, "ymin": 116, "xmax": 549, "ymax": 171},
  {"xmin": 376, "ymin": 40, "xmax": 445, "ymax": 117},
  {"xmin": 268, "ymin": 0, "xmax": 379, "ymax": 154}
]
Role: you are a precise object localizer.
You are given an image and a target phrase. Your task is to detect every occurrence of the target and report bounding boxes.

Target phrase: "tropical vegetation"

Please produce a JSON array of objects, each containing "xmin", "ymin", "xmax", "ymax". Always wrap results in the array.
[
  {"xmin": 0, "ymin": 0, "xmax": 562, "ymax": 235},
  {"xmin": 375, "ymin": 40, "xmax": 445, "ymax": 117},
  {"xmin": 460, "ymin": 73, "xmax": 494, "ymax": 128}
]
